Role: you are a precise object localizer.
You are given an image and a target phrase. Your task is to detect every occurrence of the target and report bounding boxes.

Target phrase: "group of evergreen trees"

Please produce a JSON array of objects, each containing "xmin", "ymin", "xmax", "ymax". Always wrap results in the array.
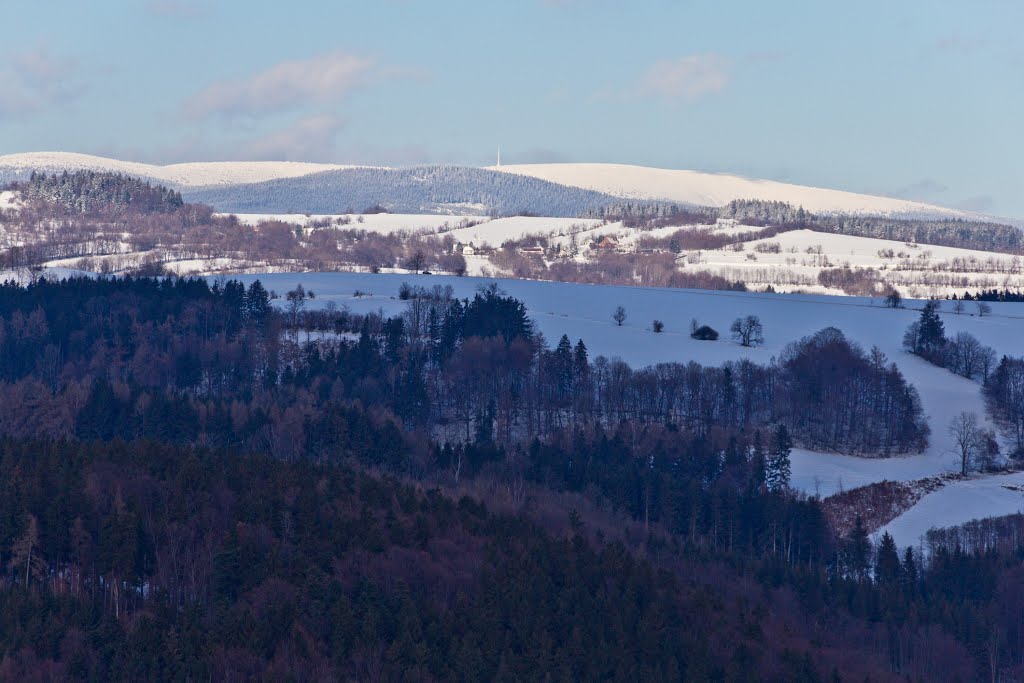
[
  {"xmin": 14, "ymin": 171, "xmax": 184, "ymax": 214},
  {"xmin": 0, "ymin": 274, "xmax": 1022, "ymax": 678},
  {"xmin": 903, "ymin": 301, "xmax": 1000, "ymax": 382}
]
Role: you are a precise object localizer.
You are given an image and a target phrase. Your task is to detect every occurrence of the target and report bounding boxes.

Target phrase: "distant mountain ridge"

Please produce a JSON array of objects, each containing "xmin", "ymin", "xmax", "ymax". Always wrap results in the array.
[
  {"xmin": 492, "ymin": 163, "xmax": 986, "ymax": 221},
  {"xmin": 0, "ymin": 151, "xmax": 351, "ymax": 188},
  {"xmin": 0, "ymin": 151, "xmax": 1013, "ymax": 222},
  {"xmin": 181, "ymin": 166, "xmax": 631, "ymax": 217}
]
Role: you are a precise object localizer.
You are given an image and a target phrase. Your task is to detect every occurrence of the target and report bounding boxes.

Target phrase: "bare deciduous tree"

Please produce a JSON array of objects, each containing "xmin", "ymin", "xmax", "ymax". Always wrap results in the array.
[
  {"xmin": 730, "ymin": 315, "xmax": 765, "ymax": 347},
  {"xmin": 949, "ymin": 411, "xmax": 982, "ymax": 475}
]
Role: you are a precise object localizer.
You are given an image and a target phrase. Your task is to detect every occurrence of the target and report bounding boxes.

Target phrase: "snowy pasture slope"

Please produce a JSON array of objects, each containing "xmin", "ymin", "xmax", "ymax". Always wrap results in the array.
[
  {"xmin": 219, "ymin": 272, "xmax": 1024, "ymax": 546},
  {"xmin": 0, "ymin": 152, "xmax": 350, "ymax": 188},
  {"xmin": 225, "ymin": 212, "xmax": 490, "ymax": 236},
  {"xmin": 225, "ymin": 212, "xmax": 611, "ymax": 245},
  {"xmin": 492, "ymin": 163, "xmax": 977, "ymax": 219}
]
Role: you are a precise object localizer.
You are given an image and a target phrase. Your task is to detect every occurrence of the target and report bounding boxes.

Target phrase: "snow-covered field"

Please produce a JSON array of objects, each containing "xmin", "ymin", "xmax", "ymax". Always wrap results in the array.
[
  {"xmin": 492, "ymin": 162, "xmax": 980, "ymax": 219},
  {"xmin": 215, "ymin": 271, "xmax": 1024, "ymax": 548},
  {"xmin": 691, "ymin": 229, "xmax": 1024, "ymax": 297},
  {"xmin": 226, "ymin": 211, "xmax": 615, "ymax": 247},
  {"xmin": 225, "ymin": 212, "xmax": 489, "ymax": 235},
  {"xmin": 0, "ymin": 152, "xmax": 352, "ymax": 188}
]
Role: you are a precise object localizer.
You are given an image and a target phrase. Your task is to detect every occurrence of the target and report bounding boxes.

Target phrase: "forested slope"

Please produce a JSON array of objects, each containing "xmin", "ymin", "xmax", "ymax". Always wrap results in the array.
[
  {"xmin": 0, "ymin": 275, "xmax": 1022, "ymax": 680},
  {"xmin": 181, "ymin": 166, "xmax": 646, "ymax": 216}
]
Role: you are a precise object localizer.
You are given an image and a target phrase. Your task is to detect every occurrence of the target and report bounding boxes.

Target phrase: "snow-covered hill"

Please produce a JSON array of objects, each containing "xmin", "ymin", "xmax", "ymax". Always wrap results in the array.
[
  {"xmin": 2, "ymin": 152, "xmax": 1005, "ymax": 222},
  {"xmin": 0, "ymin": 152, "xmax": 351, "ymax": 188},
  {"xmin": 492, "ymin": 162, "xmax": 978, "ymax": 220}
]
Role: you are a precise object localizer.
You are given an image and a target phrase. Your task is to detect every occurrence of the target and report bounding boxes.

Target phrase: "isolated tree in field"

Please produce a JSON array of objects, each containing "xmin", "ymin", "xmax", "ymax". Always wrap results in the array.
[
  {"xmin": 730, "ymin": 315, "xmax": 764, "ymax": 347},
  {"xmin": 952, "ymin": 299, "xmax": 965, "ymax": 315},
  {"xmin": 612, "ymin": 306, "xmax": 627, "ymax": 327},
  {"xmin": 652, "ymin": 319, "xmax": 664, "ymax": 333},
  {"xmin": 691, "ymin": 323, "xmax": 719, "ymax": 341},
  {"xmin": 949, "ymin": 411, "xmax": 981, "ymax": 475},
  {"xmin": 977, "ymin": 301, "xmax": 992, "ymax": 317},
  {"xmin": 884, "ymin": 289, "xmax": 903, "ymax": 308}
]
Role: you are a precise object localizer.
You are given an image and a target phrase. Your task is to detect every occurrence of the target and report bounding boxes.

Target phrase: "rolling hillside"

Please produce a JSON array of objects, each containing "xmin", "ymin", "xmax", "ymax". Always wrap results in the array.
[
  {"xmin": 492, "ymin": 162, "xmax": 980, "ymax": 219},
  {"xmin": 2, "ymin": 152, "xmax": 1008, "ymax": 222},
  {"xmin": 0, "ymin": 151, "xmax": 350, "ymax": 188}
]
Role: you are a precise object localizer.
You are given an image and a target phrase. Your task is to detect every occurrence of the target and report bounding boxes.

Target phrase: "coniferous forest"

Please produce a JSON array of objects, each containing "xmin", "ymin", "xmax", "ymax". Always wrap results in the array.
[{"xmin": 0, "ymin": 274, "xmax": 1022, "ymax": 680}]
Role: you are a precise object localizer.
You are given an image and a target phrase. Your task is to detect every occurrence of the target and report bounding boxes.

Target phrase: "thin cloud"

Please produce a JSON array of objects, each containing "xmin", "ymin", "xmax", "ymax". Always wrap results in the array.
[
  {"xmin": 954, "ymin": 195, "xmax": 996, "ymax": 213},
  {"xmin": 238, "ymin": 114, "xmax": 347, "ymax": 161},
  {"xmin": 886, "ymin": 179, "xmax": 949, "ymax": 201},
  {"xmin": 0, "ymin": 48, "xmax": 85, "ymax": 119},
  {"xmin": 638, "ymin": 54, "xmax": 730, "ymax": 100},
  {"xmin": 182, "ymin": 51, "xmax": 377, "ymax": 120}
]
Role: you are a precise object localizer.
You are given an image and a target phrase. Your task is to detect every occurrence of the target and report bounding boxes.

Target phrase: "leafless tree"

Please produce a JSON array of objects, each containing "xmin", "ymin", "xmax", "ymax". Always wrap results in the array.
[
  {"xmin": 977, "ymin": 302, "xmax": 992, "ymax": 317},
  {"xmin": 949, "ymin": 411, "xmax": 982, "ymax": 475},
  {"xmin": 730, "ymin": 315, "xmax": 765, "ymax": 347}
]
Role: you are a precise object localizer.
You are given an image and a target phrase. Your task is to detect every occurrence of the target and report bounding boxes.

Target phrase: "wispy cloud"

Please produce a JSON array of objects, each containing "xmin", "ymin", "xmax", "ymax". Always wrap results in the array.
[
  {"xmin": 954, "ymin": 194, "xmax": 995, "ymax": 213},
  {"xmin": 182, "ymin": 51, "xmax": 379, "ymax": 120},
  {"xmin": 0, "ymin": 48, "xmax": 85, "ymax": 119},
  {"xmin": 237, "ymin": 114, "xmax": 347, "ymax": 161},
  {"xmin": 638, "ymin": 54, "xmax": 730, "ymax": 101},
  {"xmin": 886, "ymin": 178, "xmax": 949, "ymax": 201}
]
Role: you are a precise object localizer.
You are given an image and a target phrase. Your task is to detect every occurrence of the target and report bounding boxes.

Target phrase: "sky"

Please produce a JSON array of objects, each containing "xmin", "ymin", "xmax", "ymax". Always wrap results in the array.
[{"xmin": 1, "ymin": 0, "xmax": 1021, "ymax": 217}]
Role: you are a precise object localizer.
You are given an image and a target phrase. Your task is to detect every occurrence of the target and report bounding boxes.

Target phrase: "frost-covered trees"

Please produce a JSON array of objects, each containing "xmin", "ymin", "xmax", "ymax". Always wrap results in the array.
[
  {"xmin": 766, "ymin": 424, "xmax": 792, "ymax": 492},
  {"xmin": 15, "ymin": 170, "xmax": 184, "ymax": 214},
  {"xmin": 184, "ymin": 166, "xmax": 627, "ymax": 217}
]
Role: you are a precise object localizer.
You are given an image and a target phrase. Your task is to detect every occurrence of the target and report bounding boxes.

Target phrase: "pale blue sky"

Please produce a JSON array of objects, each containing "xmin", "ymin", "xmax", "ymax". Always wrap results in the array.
[{"xmin": 2, "ymin": 0, "xmax": 1021, "ymax": 216}]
